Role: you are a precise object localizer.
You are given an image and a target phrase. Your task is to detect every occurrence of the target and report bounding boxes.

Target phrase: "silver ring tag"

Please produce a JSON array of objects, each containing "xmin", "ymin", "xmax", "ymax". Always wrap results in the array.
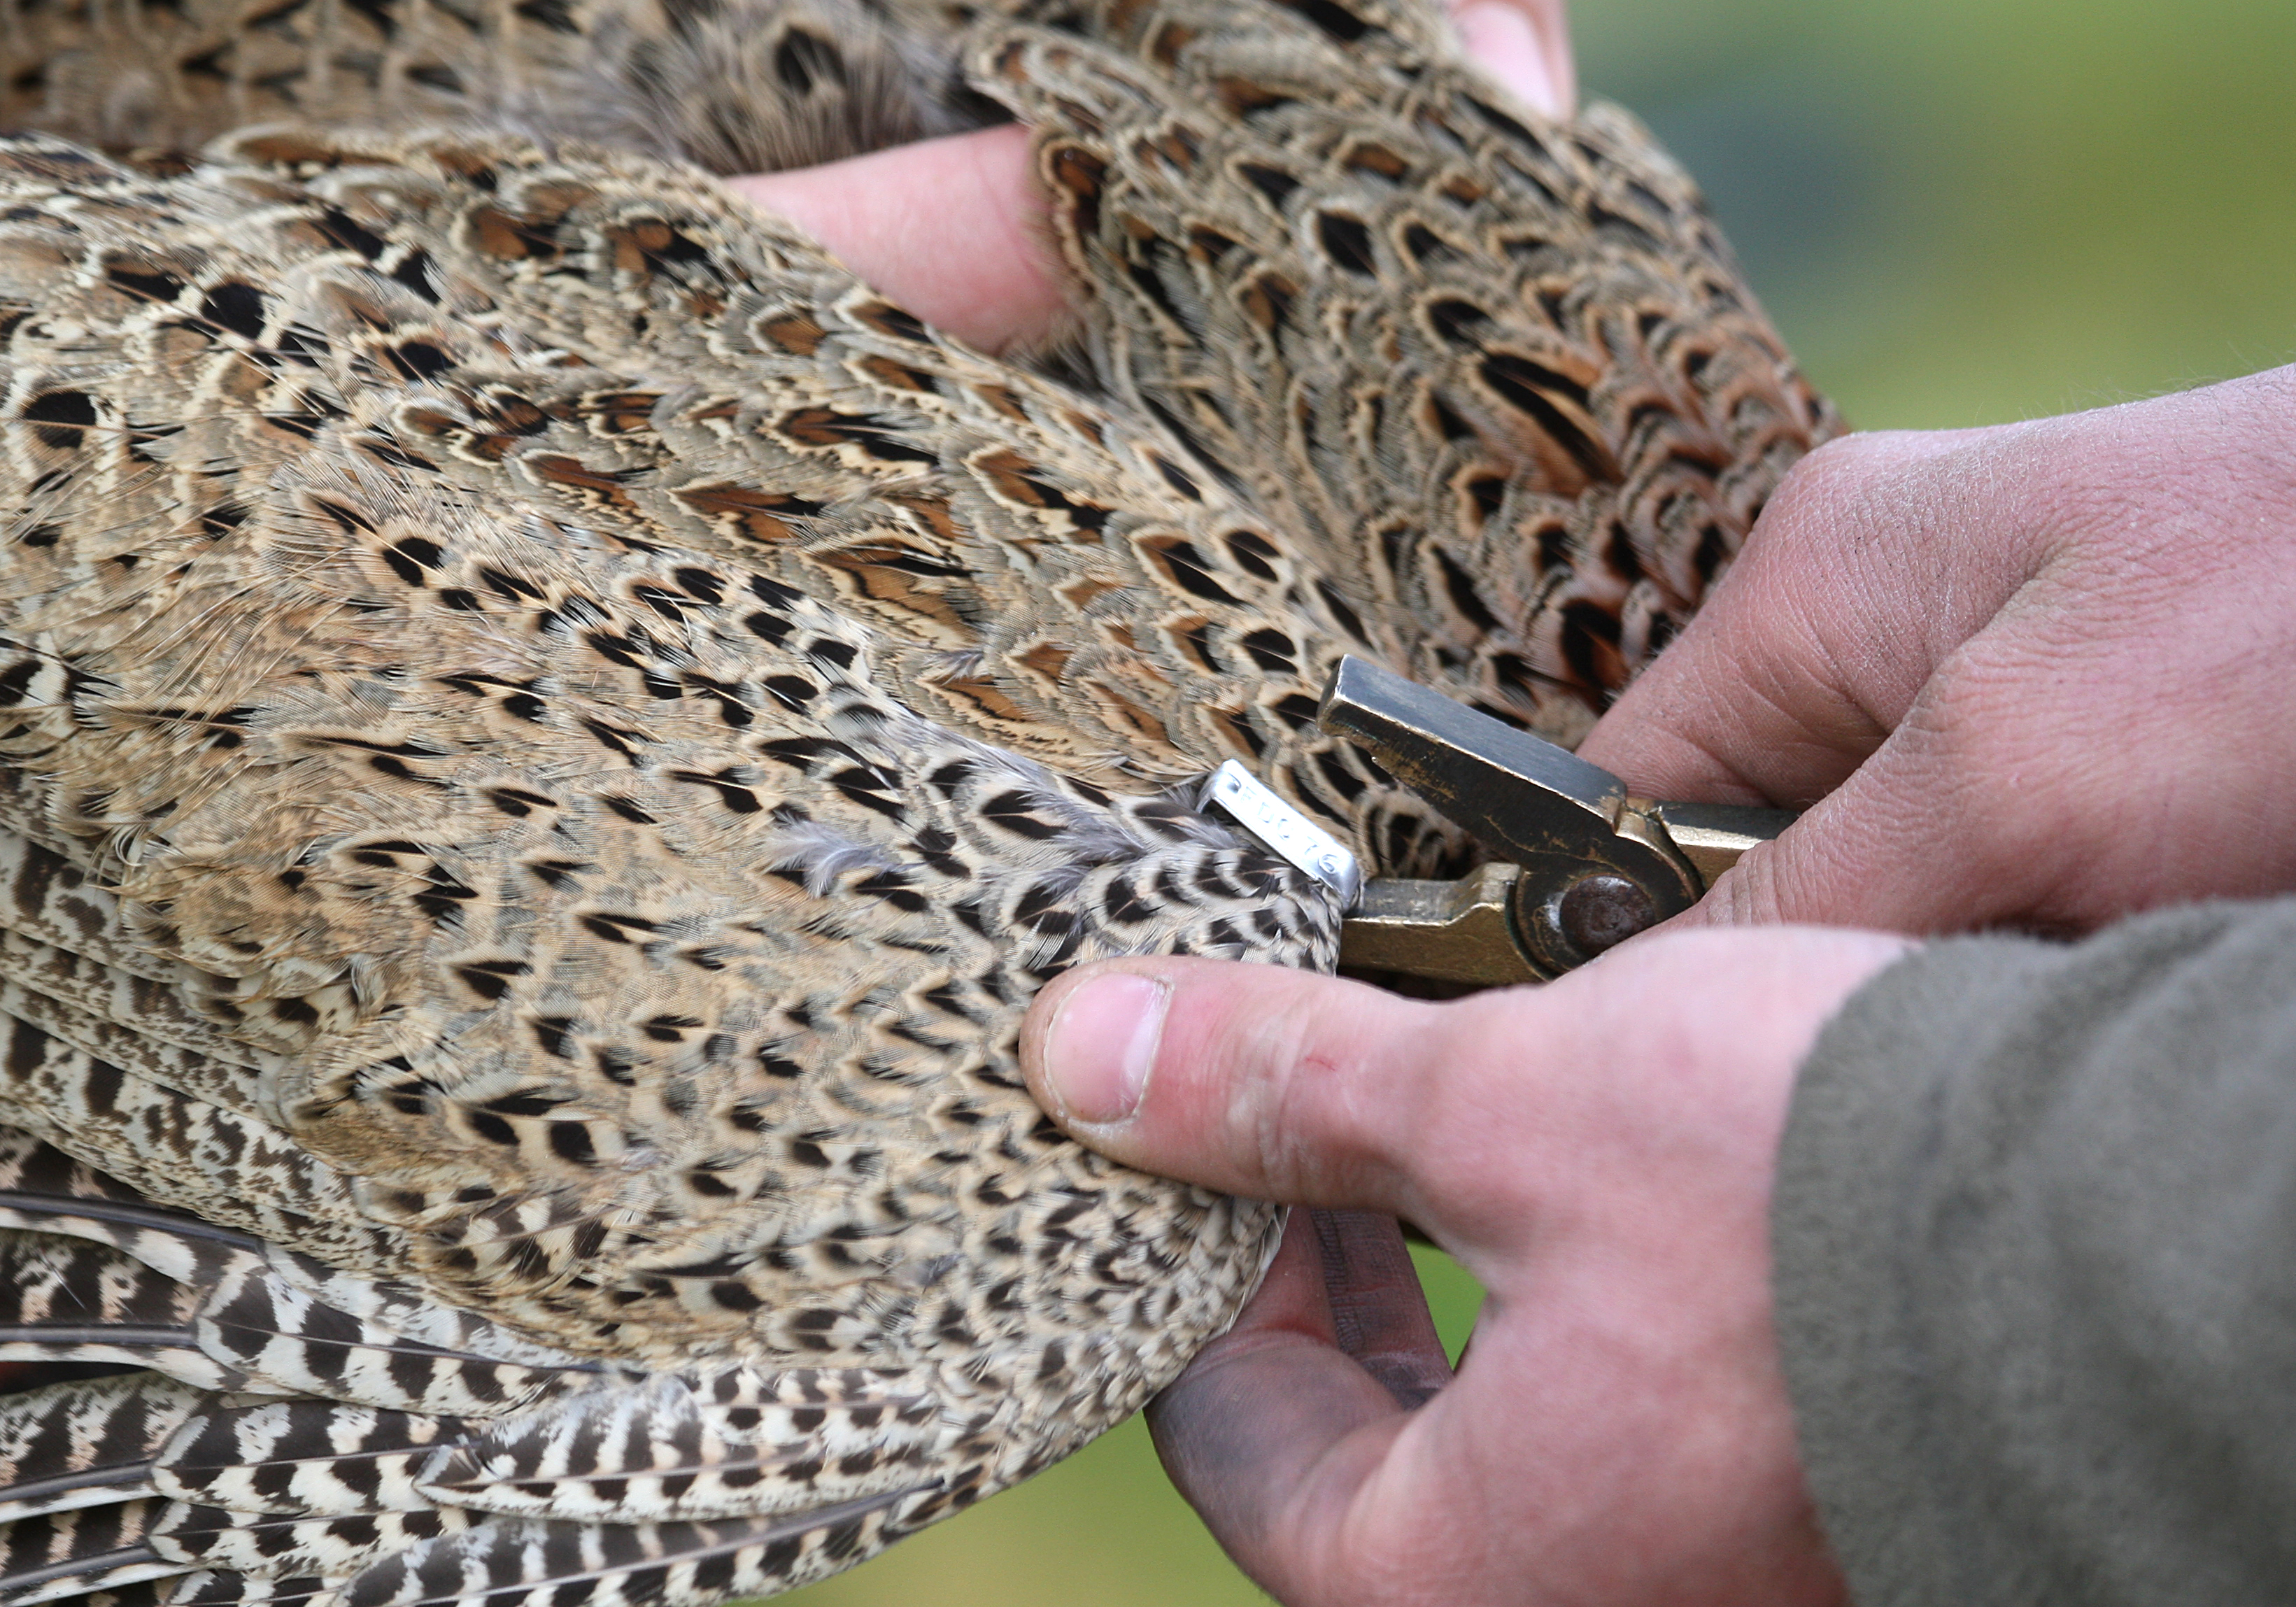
[{"xmin": 1198, "ymin": 760, "xmax": 1363, "ymax": 909}]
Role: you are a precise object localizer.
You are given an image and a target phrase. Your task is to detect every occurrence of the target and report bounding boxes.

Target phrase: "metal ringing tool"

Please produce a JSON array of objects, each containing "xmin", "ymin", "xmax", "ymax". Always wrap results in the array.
[
  {"xmin": 1195, "ymin": 657, "xmax": 1797, "ymax": 985},
  {"xmin": 1322, "ymin": 651, "xmax": 1800, "ymax": 977},
  {"xmin": 1312, "ymin": 656, "xmax": 1796, "ymax": 985}
]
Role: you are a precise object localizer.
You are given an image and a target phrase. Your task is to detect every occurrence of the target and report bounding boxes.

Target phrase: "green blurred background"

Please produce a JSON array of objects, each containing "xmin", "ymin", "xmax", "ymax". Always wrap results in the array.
[{"xmin": 789, "ymin": 1, "xmax": 2296, "ymax": 1601}]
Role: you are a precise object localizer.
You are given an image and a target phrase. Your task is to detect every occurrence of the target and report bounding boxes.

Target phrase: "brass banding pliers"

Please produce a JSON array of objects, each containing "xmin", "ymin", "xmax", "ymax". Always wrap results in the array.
[{"xmin": 1203, "ymin": 656, "xmax": 1794, "ymax": 986}]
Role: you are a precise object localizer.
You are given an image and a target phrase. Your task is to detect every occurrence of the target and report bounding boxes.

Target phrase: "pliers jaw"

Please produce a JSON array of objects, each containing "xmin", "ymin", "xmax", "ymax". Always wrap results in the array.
[{"xmin": 1312, "ymin": 658, "xmax": 1793, "ymax": 984}]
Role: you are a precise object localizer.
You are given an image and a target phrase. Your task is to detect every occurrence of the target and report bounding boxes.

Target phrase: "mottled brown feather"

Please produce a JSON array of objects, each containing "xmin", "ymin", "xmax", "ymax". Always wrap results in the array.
[{"xmin": 0, "ymin": 0, "xmax": 1836, "ymax": 1600}]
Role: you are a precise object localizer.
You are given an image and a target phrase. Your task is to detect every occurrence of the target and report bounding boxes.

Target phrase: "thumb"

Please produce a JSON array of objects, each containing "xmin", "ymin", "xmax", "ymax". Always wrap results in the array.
[{"xmin": 1019, "ymin": 957, "xmax": 1450, "ymax": 1218}]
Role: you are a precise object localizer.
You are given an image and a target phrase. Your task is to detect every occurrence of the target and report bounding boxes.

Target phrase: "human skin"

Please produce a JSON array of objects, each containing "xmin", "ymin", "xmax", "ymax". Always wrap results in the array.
[
  {"xmin": 1579, "ymin": 369, "xmax": 2296, "ymax": 937},
  {"xmin": 718, "ymin": 8, "xmax": 2296, "ymax": 1604},
  {"xmin": 723, "ymin": 0, "xmax": 1573, "ymax": 354},
  {"xmin": 1035, "ymin": 378, "xmax": 2296, "ymax": 1601},
  {"xmin": 1019, "ymin": 369, "xmax": 2296, "ymax": 1604},
  {"xmin": 1020, "ymin": 933, "xmax": 1905, "ymax": 1606},
  {"xmin": 732, "ymin": 45, "xmax": 2296, "ymax": 937},
  {"xmin": 725, "ymin": 124, "xmax": 1070, "ymax": 356}
]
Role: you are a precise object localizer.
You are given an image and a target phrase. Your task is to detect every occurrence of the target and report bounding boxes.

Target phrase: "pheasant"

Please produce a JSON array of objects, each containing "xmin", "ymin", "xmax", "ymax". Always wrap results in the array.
[{"xmin": 0, "ymin": 0, "xmax": 1836, "ymax": 1601}]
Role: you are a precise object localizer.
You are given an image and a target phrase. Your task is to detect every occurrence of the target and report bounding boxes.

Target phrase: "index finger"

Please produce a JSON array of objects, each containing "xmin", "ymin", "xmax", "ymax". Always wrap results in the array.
[
  {"xmin": 1578, "ymin": 427, "xmax": 2027, "ymax": 809},
  {"xmin": 1147, "ymin": 1209, "xmax": 1450, "ymax": 1603}
]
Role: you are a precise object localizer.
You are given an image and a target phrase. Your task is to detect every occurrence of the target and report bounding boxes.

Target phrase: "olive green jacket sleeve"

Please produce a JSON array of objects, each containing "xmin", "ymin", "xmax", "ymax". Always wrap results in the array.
[{"xmin": 1773, "ymin": 899, "xmax": 2296, "ymax": 1606}]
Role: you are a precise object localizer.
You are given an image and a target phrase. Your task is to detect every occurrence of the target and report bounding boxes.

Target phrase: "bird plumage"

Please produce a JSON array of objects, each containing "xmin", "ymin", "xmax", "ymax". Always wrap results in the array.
[{"xmin": 0, "ymin": 0, "xmax": 1838, "ymax": 1599}]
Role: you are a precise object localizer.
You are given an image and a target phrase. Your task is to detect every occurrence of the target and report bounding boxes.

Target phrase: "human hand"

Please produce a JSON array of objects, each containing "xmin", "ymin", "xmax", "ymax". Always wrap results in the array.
[
  {"xmin": 1578, "ymin": 367, "xmax": 2296, "ymax": 937},
  {"xmin": 1018, "ymin": 928, "xmax": 1911, "ymax": 1606},
  {"xmin": 717, "ymin": 0, "xmax": 1575, "ymax": 353}
]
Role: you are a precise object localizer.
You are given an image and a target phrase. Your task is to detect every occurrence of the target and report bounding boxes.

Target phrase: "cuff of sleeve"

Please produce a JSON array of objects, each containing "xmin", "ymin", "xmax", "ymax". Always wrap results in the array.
[
  {"xmin": 1770, "ymin": 900, "xmax": 2293, "ymax": 1606},
  {"xmin": 1772, "ymin": 933, "xmax": 2058, "ymax": 1604}
]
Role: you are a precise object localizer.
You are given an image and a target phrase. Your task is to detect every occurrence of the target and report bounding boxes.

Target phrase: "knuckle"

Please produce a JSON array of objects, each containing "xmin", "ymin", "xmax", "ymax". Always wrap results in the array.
[
  {"xmin": 1753, "ymin": 432, "xmax": 1908, "ymax": 551},
  {"xmin": 1899, "ymin": 648, "xmax": 2066, "ymax": 796},
  {"xmin": 1223, "ymin": 991, "xmax": 1364, "ymax": 1199},
  {"xmin": 1696, "ymin": 848, "xmax": 1787, "ymax": 926},
  {"xmin": 1248, "ymin": 1032, "xmax": 1319, "ymax": 1198},
  {"xmin": 1253, "ymin": 985, "xmax": 1440, "ymax": 1205}
]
